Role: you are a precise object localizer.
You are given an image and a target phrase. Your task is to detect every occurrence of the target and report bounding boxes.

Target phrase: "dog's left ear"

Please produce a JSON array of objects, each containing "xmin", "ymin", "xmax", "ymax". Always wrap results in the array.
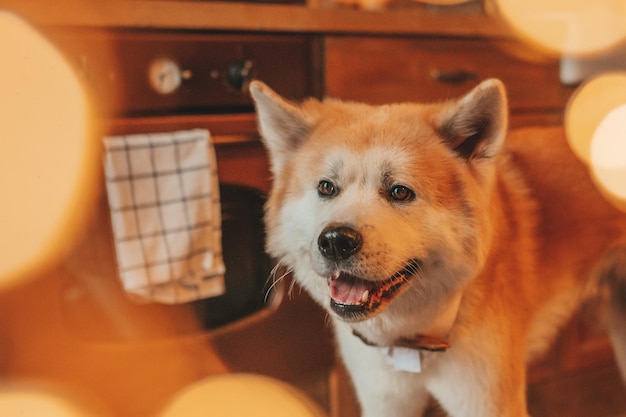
[
  {"xmin": 437, "ymin": 79, "xmax": 508, "ymax": 161},
  {"xmin": 249, "ymin": 81, "xmax": 319, "ymax": 175}
]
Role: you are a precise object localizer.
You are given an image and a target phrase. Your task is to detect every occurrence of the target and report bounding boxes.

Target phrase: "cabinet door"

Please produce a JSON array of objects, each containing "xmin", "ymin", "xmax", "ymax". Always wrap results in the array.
[{"xmin": 325, "ymin": 36, "xmax": 572, "ymax": 115}]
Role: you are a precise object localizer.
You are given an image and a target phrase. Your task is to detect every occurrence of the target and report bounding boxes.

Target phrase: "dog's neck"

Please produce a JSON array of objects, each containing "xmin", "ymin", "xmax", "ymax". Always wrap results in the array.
[
  {"xmin": 352, "ymin": 329, "xmax": 451, "ymax": 352},
  {"xmin": 351, "ymin": 290, "xmax": 463, "ymax": 352}
]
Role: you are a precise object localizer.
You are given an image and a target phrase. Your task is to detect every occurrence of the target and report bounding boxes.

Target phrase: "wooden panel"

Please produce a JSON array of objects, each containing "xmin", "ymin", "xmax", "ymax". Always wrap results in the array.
[
  {"xmin": 561, "ymin": 314, "xmax": 617, "ymax": 372},
  {"xmin": 49, "ymin": 30, "xmax": 319, "ymax": 117},
  {"xmin": 215, "ymin": 142, "xmax": 272, "ymax": 192},
  {"xmin": 7, "ymin": 0, "xmax": 506, "ymax": 37},
  {"xmin": 105, "ymin": 113, "xmax": 259, "ymax": 138},
  {"xmin": 325, "ymin": 36, "xmax": 573, "ymax": 113},
  {"xmin": 527, "ymin": 362, "xmax": 626, "ymax": 417}
]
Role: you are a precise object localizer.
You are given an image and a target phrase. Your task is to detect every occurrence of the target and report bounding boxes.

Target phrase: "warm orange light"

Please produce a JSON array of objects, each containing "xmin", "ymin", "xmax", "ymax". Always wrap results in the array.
[
  {"xmin": 565, "ymin": 72, "xmax": 626, "ymax": 164},
  {"xmin": 492, "ymin": 0, "xmax": 626, "ymax": 57},
  {"xmin": 0, "ymin": 384, "xmax": 93, "ymax": 417},
  {"xmin": 0, "ymin": 12, "xmax": 97, "ymax": 287},
  {"xmin": 590, "ymin": 104, "xmax": 626, "ymax": 211},
  {"xmin": 159, "ymin": 375, "xmax": 328, "ymax": 417},
  {"xmin": 415, "ymin": 0, "xmax": 472, "ymax": 4}
]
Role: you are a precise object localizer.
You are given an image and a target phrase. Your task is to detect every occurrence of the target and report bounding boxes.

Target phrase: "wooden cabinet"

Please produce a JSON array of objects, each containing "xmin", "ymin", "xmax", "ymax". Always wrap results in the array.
[
  {"xmin": 324, "ymin": 36, "xmax": 575, "ymax": 127},
  {"xmin": 526, "ymin": 316, "xmax": 626, "ymax": 417}
]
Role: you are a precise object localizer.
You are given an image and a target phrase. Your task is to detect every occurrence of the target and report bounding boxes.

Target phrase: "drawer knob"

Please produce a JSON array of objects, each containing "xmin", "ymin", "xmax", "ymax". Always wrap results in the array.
[
  {"xmin": 227, "ymin": 59, "xmax": 254, "ymax": 92},
  {"xmin": 431, "ymin": 69, "xmax": 478, "ymax": 85},
  {"xmin": 148, "ymin": 58, "xmax": 183, "ymax": 95}
]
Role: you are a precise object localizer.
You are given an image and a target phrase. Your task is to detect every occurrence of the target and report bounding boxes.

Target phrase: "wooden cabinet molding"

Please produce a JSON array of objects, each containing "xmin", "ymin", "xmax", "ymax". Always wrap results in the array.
[{"xmin": 2, "ymin": 0, "xmax": 506, "ymax": 37}]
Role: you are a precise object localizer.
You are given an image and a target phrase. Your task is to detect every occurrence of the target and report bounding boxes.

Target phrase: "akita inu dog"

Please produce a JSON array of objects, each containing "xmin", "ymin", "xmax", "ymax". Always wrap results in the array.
[{"xmin": 250, "ymin": 79, "xmax": 626, "ymax": 417}]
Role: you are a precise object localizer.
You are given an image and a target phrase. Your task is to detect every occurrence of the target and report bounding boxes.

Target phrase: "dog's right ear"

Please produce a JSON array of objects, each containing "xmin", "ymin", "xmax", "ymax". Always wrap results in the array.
[
  {"xmin": 249, "ymin": 81, "xmax": 317, "ymax": 175},
  {"xmin": 436, "ymin": 79, "xmax": 508, "ymax": 162}
]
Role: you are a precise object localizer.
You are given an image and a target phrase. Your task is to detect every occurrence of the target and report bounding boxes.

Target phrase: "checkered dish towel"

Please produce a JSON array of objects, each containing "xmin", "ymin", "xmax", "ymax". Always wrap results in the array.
[{"xmin": 103, "ymin": 129, "xmax": 225, "ymax": 304}]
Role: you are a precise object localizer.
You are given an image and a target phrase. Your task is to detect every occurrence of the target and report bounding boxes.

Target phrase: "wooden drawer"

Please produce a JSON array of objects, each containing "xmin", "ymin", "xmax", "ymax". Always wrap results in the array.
[
  {"xmin": 325, "ymin": 36, "xmax": 572, "ymax": 114},
  {"xmin": 50, "ymin": 30, "xmax": 320, "ymax": 117}
]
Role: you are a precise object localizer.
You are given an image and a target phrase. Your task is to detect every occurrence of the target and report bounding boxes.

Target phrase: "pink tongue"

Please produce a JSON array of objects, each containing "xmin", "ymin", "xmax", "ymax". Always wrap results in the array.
[{"xmin": 330, "ymin": 275, "xmax": 371, "ymax": 305}]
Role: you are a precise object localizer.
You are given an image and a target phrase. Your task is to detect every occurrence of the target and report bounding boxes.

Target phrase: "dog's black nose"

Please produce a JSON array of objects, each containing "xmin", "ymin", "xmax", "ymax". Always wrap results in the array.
[{"xmin": 318, "ymin": 225, "xmax": 363, "ymax": 261}]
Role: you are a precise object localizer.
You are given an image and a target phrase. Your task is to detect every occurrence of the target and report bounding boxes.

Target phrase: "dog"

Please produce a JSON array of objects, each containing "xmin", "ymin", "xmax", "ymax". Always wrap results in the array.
[{"xmin": 249, "ymin": 78, "xmax": 626, "ymax": 417}]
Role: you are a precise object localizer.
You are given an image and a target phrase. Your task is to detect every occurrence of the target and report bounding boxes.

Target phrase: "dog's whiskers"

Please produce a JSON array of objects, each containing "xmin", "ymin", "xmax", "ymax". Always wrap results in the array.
[
  {"xmin": 369, "ymin": 256, "xmax": 428, "ymax": 301},
  {"xmin": 264, "ymin": 261, "xmax": 292, "ymax": 303},
  {"xmin": 406, "ymin": 261, "xmax": 423, "ymax": 277},
  {"xmin": 383, "ymin": 256, "xmax": 427, "ymax": 300},
  {"xmin": 287, "ymin": 278, "xmax": 299, "ymax": 299},
  {"xmin": 323, "ymin": 311, "xmax": 333, "ymax": 327}
]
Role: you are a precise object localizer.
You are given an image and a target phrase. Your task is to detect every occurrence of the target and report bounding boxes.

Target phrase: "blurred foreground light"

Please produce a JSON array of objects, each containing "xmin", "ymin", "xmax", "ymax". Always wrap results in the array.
[
  {"xmin": 590, "ymin": 104, "xmax": 626, "ymax": 211},
  {"xmin": 0, "ymin": 383, "xmax": 93, "ymax": 417},
  {"xmin": 159, "ymin": 374, "xmax": 328, "ymax": 417},
  {"xmin": 492, "ymin": 0, "xmax": 626, "ymax": 57},
  {"xmin": 415, "ymin": 0, "xmax": 472, "ymax": 4},
  {"xmin": 565, "ymin": 72, "xmax": 626, "ymax": 164},
  {"xmin": 0, "ymin": 12, "xmax": 97, "ymax": 288}
]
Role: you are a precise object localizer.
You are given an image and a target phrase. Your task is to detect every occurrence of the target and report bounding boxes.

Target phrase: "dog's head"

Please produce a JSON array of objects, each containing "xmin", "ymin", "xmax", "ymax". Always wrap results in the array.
[{"xmin": 251, "ymin": 80, "xmax": 507, "ymax": 326}]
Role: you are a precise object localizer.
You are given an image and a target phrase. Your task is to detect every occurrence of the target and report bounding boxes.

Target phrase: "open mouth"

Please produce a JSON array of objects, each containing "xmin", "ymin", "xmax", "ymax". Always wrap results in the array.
[{"xmin": 327, "ymin": 260, "xmax": 422, "ymax": 321}]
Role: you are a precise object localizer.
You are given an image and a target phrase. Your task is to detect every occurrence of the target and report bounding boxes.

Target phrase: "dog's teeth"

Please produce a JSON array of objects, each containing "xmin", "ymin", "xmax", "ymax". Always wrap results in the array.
[{"xmin": 361, "ymin": 290, "xmax": 369, "ymax": 304}]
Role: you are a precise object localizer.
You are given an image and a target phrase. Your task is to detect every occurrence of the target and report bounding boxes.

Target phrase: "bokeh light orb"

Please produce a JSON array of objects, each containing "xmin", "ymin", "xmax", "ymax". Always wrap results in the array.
[
  {"xmin": 565, "ymin": 72, "xmax": 626, "ymax": 164},
  {"xmin": 0, "ymin": 12, "xmax": 96, "ymax": 288},
  {"xmin": 159, "ymin": 374, "xmax": 327, "ymax": 417},
  {"xmin": 415, "ymin": 0, "xmax": 472, "ymax": 5},
  {"xmin": 492, "ymin": 0, "xmax": 626, "ymax": 57},
  {"xmin": 590, "ymin": 104, "xmax": 626, "ymax": 211},
  {"xmin": 0, "ymin": 383, "xmax": 96, "ymax": 417}
]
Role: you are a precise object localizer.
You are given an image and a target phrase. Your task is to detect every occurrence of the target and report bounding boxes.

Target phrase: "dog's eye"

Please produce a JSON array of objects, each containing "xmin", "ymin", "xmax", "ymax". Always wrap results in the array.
[
  {"xmin": 318, "ymin": 180, "xmax": 338, "ymax": 197},
  {"xmin": 389, "ymin": 185, "xmax": 415, "ymax": 202}
]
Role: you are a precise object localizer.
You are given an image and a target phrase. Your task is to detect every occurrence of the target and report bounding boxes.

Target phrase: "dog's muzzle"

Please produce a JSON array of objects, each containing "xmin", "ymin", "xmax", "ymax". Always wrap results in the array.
[
  {"xmin": 318, "ymin": 225, "xmax": 363, "ymax": 261},
  {"xmin": 317, "ymin": 224, "xmax": 420, "ymax": 322}
]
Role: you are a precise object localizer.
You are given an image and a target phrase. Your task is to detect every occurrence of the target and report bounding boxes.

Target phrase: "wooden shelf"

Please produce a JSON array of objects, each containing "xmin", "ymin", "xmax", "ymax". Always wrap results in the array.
[
  {"xmin": 3, "ymin": 0, "xmax": 509, "ymax": 37},
  {"xmin": 104, "ymin": 113, "xmax": 261, "ymax": 144}
]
